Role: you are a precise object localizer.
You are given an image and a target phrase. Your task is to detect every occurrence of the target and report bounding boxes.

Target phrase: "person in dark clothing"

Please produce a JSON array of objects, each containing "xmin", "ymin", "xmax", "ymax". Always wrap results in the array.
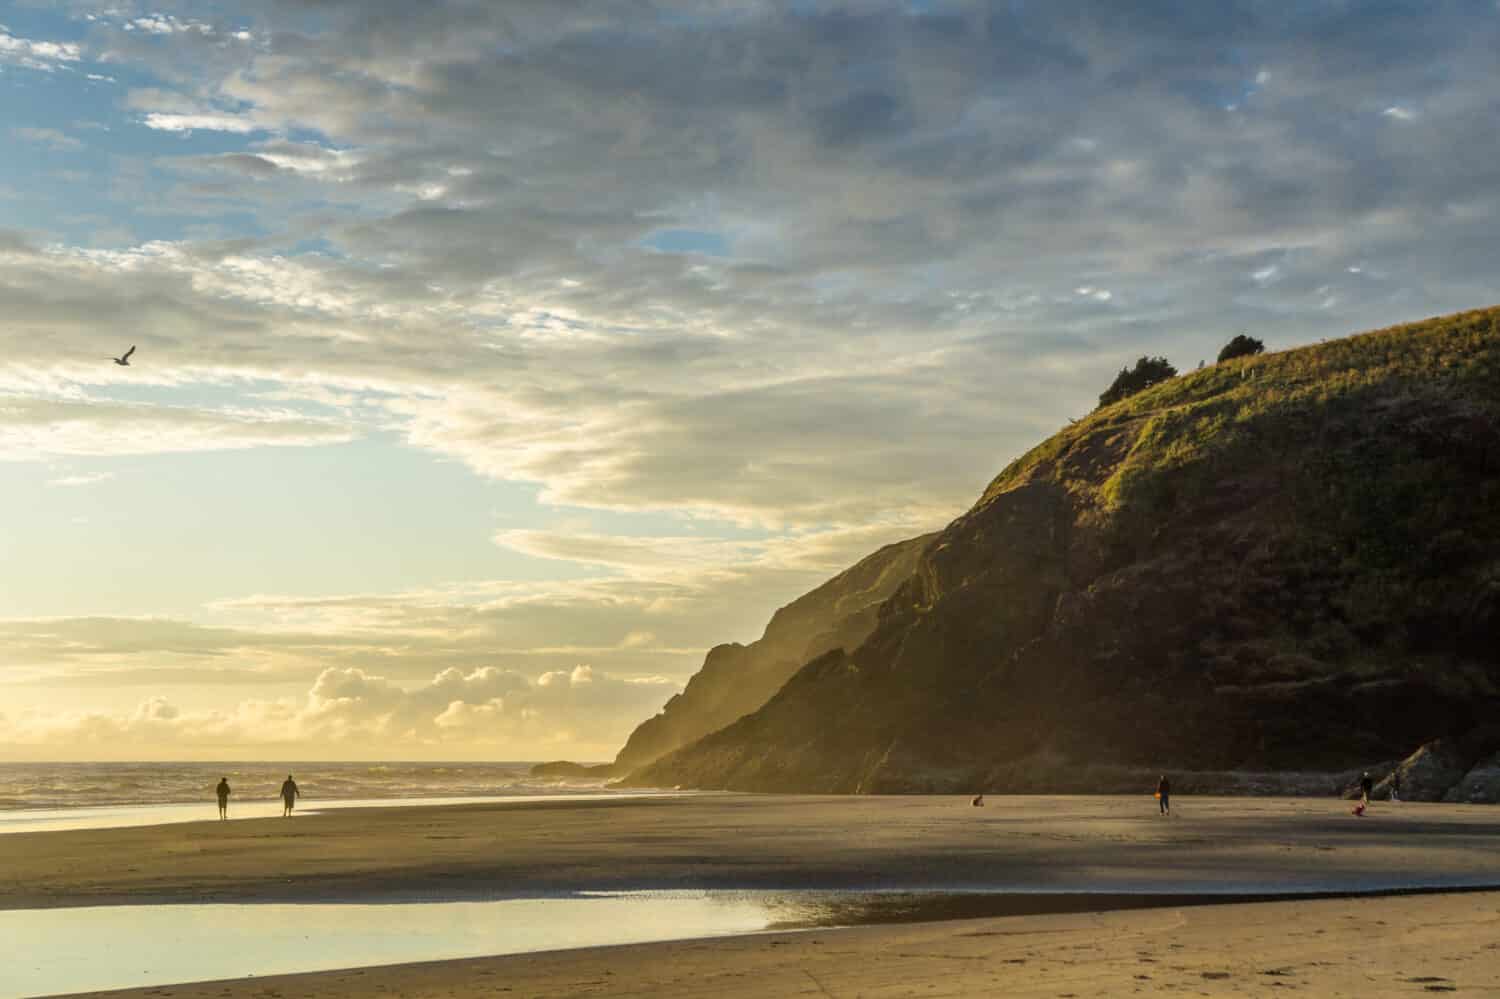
[
  {"xmin": 1390, "ymin": 773, "xmax": 1402, "ymax": 802},
  {"xmin": 280, "ymin": 774, "xmax": 300, "ymax": 817},
  {"xmin": 1360, "ymin": 772, "xmax": 1373, "ymax": 807},
  {"xmin": 216, "ymin": 777, "xmax": 231, "ymax": 820},
  {"xmin": 1156, "ymin": 775, "xmax": 1171, "ymax": 815}
]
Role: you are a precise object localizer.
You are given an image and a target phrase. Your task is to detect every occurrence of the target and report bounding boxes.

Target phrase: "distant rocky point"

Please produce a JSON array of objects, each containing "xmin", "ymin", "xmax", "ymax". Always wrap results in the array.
[{"xmin": 611, "ymin": 307, "xmax": 1500, "ymax": 799}]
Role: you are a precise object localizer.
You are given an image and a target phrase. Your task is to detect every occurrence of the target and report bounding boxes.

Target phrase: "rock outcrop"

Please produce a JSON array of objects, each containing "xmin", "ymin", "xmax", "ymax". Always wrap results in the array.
[
  {"xmin": 1446, "ymin": 751, "xmax": 1500, "ymax": 804},
  {"xmin": 612, "ymin": 533, "xmax": 935, "ymax": 773},
  {"xmin": 622, "ymin": 307, "xmax": 1500, "ymax": 793},
  {"xmin": 1373, "ymin": 740, "xmax": 1474, "ymax": 801}
]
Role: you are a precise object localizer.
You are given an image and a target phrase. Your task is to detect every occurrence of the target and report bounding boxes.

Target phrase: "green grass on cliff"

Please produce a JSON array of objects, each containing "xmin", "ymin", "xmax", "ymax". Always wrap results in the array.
[{"xmin": 986, "ymin": 305, "xmax": 1500, "ymax": 513}]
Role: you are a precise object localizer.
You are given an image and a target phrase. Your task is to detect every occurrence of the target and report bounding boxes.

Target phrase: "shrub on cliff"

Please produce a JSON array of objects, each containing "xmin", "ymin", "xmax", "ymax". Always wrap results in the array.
[
  {"xmin": 1097, "ymin": 356, "xmax": 1178, "ymax": 409},
  {"xmin": 1217, "ymin": 334, "xmax": 1265, "ymax": 363}
]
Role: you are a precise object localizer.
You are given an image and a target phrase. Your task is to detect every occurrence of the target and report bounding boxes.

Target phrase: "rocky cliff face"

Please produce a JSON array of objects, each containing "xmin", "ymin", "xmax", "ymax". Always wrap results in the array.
[
  {"xmin": 612, "ymin": 533, "xmax": 935, "ymax": 773},
  {"xmin": 625, "ymin": 307, "xmax": 1500, "ymax": 793}
]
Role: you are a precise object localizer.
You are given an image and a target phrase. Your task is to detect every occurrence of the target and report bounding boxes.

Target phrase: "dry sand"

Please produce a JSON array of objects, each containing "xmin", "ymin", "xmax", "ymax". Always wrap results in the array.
[{"xmin": 9, "ymin": 794, "xmax": 1500, "ymax": 997}]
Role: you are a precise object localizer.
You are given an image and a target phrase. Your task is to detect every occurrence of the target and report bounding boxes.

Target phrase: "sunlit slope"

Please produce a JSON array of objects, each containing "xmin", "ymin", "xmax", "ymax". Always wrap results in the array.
[
  {"xmin": 613, "ymin": 533, "xmax": 935, "ymax": 773},
  {"xmin": 626, "ymin": 307, "xmax": 1500, "ymax": 793}
]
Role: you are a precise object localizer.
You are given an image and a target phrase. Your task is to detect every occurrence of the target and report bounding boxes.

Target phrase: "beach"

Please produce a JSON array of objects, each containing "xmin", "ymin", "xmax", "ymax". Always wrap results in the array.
[
  {"xmin": 63, "ymin": 889, "xmax": 1500, "ymax": 998},
  {"xmin": 6, "ymin": 794, "xmax": 1500, "ymax": 996}
]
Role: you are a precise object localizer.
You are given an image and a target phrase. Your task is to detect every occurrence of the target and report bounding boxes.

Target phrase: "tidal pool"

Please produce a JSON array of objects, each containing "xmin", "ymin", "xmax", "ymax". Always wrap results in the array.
[
  {"xmin": 3, "ymin": 885, "xmax": 1492, "ymax": 998},
  {"xmin": 0, "ymin": 893, "xmax": 768, "ymax": 998}
]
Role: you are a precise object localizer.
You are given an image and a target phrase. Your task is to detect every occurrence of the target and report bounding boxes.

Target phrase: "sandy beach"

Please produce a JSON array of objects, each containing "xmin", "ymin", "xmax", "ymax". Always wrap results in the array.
[
  {"xmin": 8, "ymin": 795, "xmax": 1500, "ymax": 997},
  {"xmin": 62, "ymin": 889, "xmax": 1500, "ymax": 998},
  {"xmin": 5, "ymin": 794, "xmax": 1500, "ymax": 908}
]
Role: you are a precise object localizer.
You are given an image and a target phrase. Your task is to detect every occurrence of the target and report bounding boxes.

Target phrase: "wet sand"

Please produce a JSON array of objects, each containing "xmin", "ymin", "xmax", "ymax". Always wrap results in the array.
[
  {"xmin": 10, "ymin": 795, "xmax": 1500, "ymax": 997},
  {"xmin": 4, "ymin": 794, "xmax": 1499, "ymax": 909},
  {"xmin": 61, "ymin": 889, "xmax": 1500, "ymax": 998}
]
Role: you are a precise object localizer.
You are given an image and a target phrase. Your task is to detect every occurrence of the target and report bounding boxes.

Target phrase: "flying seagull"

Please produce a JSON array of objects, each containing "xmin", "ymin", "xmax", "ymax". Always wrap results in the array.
[{"xmin": 112, "ymin": 345, "xmax": 136, "ymax": 366}]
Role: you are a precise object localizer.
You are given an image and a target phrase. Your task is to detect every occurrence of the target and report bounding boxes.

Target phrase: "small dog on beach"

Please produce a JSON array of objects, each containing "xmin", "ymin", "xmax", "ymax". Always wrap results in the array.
[{"xmin": 971, "ymin": 794, "xmax": 984, "ymax": 807}]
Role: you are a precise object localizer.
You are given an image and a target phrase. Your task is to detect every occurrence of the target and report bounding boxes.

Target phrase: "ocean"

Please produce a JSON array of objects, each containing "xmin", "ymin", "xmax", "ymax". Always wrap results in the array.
[{"xmin": 0, "ymin": 760, "xmax": 603, "ymax": 811}]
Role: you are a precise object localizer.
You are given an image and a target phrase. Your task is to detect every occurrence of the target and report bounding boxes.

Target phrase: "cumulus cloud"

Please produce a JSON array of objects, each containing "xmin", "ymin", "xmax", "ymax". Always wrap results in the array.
[
  {"xmin": 0, "ymin": 27, "xmax": 81, "ymax": 71},
  {"xmin": 0, "ymin": 664, "xmax": 680, "ymax": 758}
]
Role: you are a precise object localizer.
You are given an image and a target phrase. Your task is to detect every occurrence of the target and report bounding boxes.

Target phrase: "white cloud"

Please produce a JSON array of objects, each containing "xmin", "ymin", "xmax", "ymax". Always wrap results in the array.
[
  {"xmin": 127, "ymin": 15, "xmax": 215, "ymax": 37},
  {"xmin": 0, "ymin": 396, "xmax": 356, "ymax": 461},
  {"xmin": 1383, "ymin": 106, "xmax": 1417, "ymax": 121},
  {"xmin": 0, "ymin": 664, "xmax": 681, "ymax": 758},
  {"xmin": 140, "ymin": 112, "xmax": 261, "ymax": 134},
  {"xmin": 0, "ymin": 27, "xmax": 81, "ymax": 71},
  {"xmin": 47, "ymin": 471, "xmax": 114, "ymax": 487},
  {"xmin": 494, "ymin": 529, "xmax": 763, "ymax": 576}
]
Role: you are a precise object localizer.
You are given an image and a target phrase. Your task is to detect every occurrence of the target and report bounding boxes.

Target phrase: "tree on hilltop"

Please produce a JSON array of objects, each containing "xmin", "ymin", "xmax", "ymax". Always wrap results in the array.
[
  {"xmin": 1097, "ymin": 356, "xmax": 1177, "ymax": 409},
  {"xmin": 1217, "ymin": 333, "xmax": 1265, "ymax": 363}
]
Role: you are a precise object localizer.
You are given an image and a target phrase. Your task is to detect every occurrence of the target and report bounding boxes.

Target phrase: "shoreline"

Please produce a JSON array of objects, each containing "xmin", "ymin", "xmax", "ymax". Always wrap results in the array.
[
  {"xmin": 50, "ymin": 888, "xmax": 1500, "ymax": 999},
  {"xmin": 6, "ymin": 794, "xmax": 1500, "ymax": 911}
]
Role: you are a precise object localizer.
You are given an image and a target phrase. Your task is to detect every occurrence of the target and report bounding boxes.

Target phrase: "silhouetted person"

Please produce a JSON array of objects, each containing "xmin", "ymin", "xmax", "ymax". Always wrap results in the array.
[
  {"xmin": 216, "ymin": 777, "xmax": 231, "ymax": 820},
  {"xmin": 1390, "ymin": 773, "xmax": 1402, "ymax": 802},
  {"xmin": 1360, "ymin": 772, "xmax": 1373, "ymax": 807},
  {"xmin": 280, "ymin": 774, "xmax": 300, "ymax": 817},
  {"xmin": 1156, "ymin": 775, "xmax": 1171, "ymax": 815}
]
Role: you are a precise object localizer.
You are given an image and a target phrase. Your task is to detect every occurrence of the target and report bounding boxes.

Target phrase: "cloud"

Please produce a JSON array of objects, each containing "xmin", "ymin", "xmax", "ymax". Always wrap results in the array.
[
  {"xmin": 13, "ymin": 127, "xmax": 83, "ymax": 151},
  {"xmin": 0, "ymin": 663, "xmax": 680, "ymax": 758},
  {"xmin": 140, "ymin": 112, "xmax": 261, "ymax": 134},
  {"xmin": 0, "ymin": 396, "xmax": 356, "ymax": 461},
  {"xmin": 0, "ymin": 27, "xmax": 81, "ymax": 71},
  {"xmin": 46, "ymin": 471, "xmax": 114, "ymax": 487},
  {"xmin": 494, "ymin": 529, "xmax": 762, "ymax": 576}
]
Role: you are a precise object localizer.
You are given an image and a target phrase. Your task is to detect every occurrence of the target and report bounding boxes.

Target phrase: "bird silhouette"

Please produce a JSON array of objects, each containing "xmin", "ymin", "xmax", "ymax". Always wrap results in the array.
[{"xmin": 112, "ymin": 346, "xmax": 136, "ymax": 366}]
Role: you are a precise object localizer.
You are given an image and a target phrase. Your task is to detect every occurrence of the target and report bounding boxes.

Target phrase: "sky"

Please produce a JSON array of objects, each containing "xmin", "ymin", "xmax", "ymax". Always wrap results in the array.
[{"xmin": 3, "ymin": 0, "xmax": 1500, "ymax": 762}]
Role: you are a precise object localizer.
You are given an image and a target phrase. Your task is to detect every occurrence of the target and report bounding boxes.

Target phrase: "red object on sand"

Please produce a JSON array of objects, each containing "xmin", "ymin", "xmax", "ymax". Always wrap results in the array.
[{"xmin": 1353, "ymin": 802, "xmax": 1366, "ymax": 816}]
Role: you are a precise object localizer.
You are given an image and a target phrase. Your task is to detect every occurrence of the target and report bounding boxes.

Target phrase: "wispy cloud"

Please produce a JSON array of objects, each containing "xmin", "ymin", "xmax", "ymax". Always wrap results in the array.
[
  {"xmin": 47, "ymin": 471, "xmax": 114, "ymax": 487},
  {"xmin": 13, "ymin": 127, "xmax": 83, "ymax": 151}
]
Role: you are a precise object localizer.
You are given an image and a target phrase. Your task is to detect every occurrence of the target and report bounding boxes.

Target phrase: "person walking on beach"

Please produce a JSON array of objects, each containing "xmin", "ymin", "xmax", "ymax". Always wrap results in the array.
[
  {"xmin": 1156, "ymin": 775, "xmax": 1171, "ymax": 815},
  {"xmin": 280, "ymin": 774, "xmax": 300, "ymax": 817},
  {"xmin": 216, "ymin": 777, "xmax": 231, "ymax": 820},
  {"xmin": 1390, "ymin": 772, "xmax": 1402, "ymax": 802},
  {"xmin": 1360, "ymin": 771, "xmax": 1373, "ymax": 807}
]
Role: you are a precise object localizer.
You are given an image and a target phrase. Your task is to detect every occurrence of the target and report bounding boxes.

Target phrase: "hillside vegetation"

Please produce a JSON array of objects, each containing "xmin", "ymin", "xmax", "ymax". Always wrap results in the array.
[{"xmin": 624, "ymin": 307, "xmax": 1500, "ymax": 795}]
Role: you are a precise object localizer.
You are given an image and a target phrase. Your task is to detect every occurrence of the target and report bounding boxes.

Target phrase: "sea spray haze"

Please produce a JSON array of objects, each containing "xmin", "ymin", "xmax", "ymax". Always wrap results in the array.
[{"xmin": 0, "ymin": 761, "xmax": 608, "ymax": 810}]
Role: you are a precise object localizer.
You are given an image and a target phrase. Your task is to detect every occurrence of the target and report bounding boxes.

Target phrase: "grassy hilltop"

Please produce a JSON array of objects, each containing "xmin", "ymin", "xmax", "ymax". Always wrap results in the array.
[{"xmin": 622, "ymin": 307, "xmax": 1500, "ymax": 795}]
